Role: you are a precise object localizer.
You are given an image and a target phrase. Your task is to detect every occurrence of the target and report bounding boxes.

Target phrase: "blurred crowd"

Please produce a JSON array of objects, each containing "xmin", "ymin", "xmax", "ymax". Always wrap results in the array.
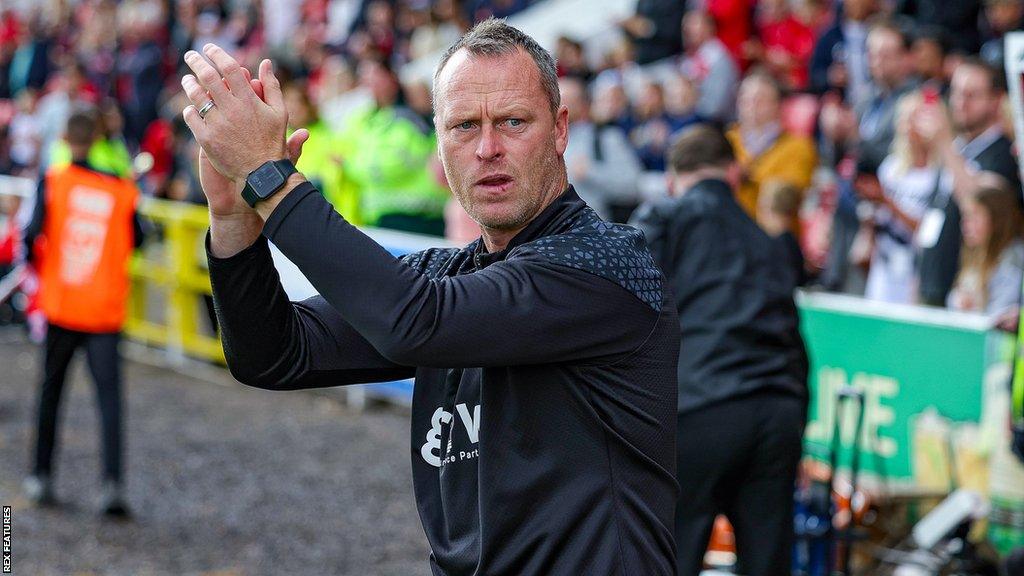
[{"xmin": 2, "ymin": 0, "xmax": 1024, "ymax": 318}]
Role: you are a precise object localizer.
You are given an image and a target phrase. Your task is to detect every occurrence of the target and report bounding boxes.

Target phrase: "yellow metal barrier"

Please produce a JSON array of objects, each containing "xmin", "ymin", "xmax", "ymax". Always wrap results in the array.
[{"xmin": 126, "ymin": 198, "xmax": 224, "ymax": 364}]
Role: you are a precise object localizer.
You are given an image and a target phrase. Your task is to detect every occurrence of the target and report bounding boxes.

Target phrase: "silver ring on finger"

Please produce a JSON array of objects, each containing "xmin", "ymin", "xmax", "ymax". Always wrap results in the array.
[{"xmin": 197, "ymin": 99, "xmax": 216, "ymax": 120}]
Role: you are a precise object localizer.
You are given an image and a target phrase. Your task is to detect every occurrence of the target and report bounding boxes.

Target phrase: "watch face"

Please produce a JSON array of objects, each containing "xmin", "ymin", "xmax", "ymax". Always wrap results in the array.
[{"xmin": 249, "ymin": 163, "xmax": 287, "ymax": 198}]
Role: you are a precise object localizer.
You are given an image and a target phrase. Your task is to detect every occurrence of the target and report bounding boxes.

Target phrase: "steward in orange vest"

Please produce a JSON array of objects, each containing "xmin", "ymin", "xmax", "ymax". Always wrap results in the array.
[{"xmin": 21, "ymin": 109, "xmax": 143, "ymax": 517}]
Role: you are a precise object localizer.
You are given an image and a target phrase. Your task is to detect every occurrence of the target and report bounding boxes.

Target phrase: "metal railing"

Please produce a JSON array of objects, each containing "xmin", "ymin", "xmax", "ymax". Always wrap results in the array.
[{"xmin": 127, "ymin": 197, "xmax": 224, "ymax": 364}]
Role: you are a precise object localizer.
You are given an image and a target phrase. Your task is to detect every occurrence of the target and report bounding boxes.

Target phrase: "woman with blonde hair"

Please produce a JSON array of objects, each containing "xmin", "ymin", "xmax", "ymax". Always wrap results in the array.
[
  {"xmin": 862, "ymin": 90, "xmax": 949, "ymax": 304},
  {"xmin": 947, "ymin": 182, "xmax": 1024, "ymax": 316}
]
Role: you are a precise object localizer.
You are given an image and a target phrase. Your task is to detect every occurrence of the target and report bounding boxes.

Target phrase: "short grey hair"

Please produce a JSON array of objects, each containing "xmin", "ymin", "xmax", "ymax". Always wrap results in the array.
[{"xmin": 433, "ymin": 18, "xmax": 560, "ymax": 117}]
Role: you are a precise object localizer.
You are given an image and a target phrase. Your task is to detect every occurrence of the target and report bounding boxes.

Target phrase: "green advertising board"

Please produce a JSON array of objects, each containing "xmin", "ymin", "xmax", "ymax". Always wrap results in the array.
[{"xmin": 798, "ymin": 292, "xmax": 1012, "ymax": 488}]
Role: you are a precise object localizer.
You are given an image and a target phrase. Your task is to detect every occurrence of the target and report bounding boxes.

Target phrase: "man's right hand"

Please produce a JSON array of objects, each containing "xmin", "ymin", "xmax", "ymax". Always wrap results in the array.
[{"xmin": 192, "ymin": 66, "xmax": 309, "ymax": 257}]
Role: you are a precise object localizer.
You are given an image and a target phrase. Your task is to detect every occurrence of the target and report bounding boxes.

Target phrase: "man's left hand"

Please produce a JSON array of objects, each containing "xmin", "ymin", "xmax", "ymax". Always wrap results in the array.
[{"xmin": 181, "ymin": 44, "xmax": 288, "ymax": 184}]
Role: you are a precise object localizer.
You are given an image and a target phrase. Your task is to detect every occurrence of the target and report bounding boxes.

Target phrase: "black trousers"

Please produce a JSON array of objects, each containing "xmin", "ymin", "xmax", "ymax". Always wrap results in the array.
[
  {"xmin": 31, "ymin": 324, "xmax": 124, "ymax": 482},
  {"xmin": 676, "ymin": 391, "xmax": 806, "ymax": 576}
]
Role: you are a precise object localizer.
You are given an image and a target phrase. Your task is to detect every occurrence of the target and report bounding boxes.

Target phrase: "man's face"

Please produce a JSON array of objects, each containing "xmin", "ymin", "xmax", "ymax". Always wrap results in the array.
[
  {"xmin": 736, "ymin": 78, "xmax": 779, "ymax": 128},
  {"xmin": 867, "ymin": 29, "xmax": 906, "ymax": 89},
  {"xmin": 434, "ymin": 48, "xmax": 569, "ymax": 232},
  {"xmin": 950, "ymin": 66, "xmax": 1000, "ymax": 135}
]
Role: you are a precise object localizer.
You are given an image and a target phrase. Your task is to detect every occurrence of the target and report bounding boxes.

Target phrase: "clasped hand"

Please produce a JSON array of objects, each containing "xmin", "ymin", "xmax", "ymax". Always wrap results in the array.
[{"xmin": 180, "ymin": 44, "xmax": 307, "ymax": 218}]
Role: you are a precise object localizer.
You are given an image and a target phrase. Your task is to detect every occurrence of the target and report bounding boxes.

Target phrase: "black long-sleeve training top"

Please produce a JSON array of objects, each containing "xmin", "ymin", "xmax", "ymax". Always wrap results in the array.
[{"xmin": 207, "ymin": 184, "xmax": 680, "ymax": 576}]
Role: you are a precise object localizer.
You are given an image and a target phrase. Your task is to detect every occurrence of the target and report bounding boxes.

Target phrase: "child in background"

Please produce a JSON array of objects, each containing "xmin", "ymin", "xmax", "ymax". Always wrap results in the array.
[
  {"xmin": 947, "ymin": 185, "xmax": 1024, "ymax": 317},
  {"xmin": 758, "ymin": 179, "xmax": 808, "ymax": 286}
]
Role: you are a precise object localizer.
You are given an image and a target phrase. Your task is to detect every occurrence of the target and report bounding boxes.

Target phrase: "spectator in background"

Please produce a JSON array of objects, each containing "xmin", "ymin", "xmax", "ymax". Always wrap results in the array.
[
  {"xmin": 75, "ymin": 0, "xmax": 118, "ymax": 99},
  {"xmin": 897, "ymin": 0, "xmax": 983, "ymax": 55},
  {"xmin": 980, "ymin": 0, "xmax": 1024, "ymax": 68},
  {"xmin": 324, "ymin": 0, "xmax": 363, "ymax": 51},
  {"xmin": 8, "ymin": 12, "xmax": 55, "ymax": 96},
  {"xmin": 917, "ymin": 58, "xmax": 1021, "ymax": 306},
  {"xmin": 334, "ymin": 58, "xmax": 448, "ymax": 235},
  {"xmin": 591, "ymin": 72, "xmax": 637, "ymax": 136},
  {"xmin": 857, "ymin": 20, "xmax": 918, "ymax": 173},
  {"xmin": 863, "ymin": 91, "xmax": 943, "ymax": 304},
  {"xmin": 817, "ymin": 19, "xmax": 916, "ymax": 294},
  {"xmin": 349, "ymin": 0, "xmax": 396, "ymax": 61},
  {"xmin": 706, "ymin": 0, "xmax": 755, "ymax": 70},
  {"xmin": 631, "ymin": 80, "xmax": 676, "ymax": 171},
  {"xmin": 50, "ymin": 98, "xmax": 133, "ymax": 180},
  {"xmin": 679, "ymin": 10, "xmax": 740, "ymax": 123},
  {"xmin": 408, "ymin": 2, "xmax": 464, "ymax": 61},
  {"xmin": 117, "ymin": 0, "xmax": 167, "ymax": 150},
  {"xmin": 758, "ymin": 179, "xmax": 809, "ymax": 286},
  {"xmin": 263, "ymin": 0, "xmax": 303, "ymax": 55},
  {"xmin": 316, "ymin": 54, "xmax": 372, "ymax": 132},
  {"xmin": 555, "ymin": 36, "xmax": 593, "ymax": 83},
  {"xmin": 0, "ymin": 8, "xmax": 19, "ymax": 99},
  {"xmin": 283, "ymin": 80, "xmax": 354, "ymax": 221},
  {"xmin": 810, "ymin": 0, "xmax": 878, "ymax": 106},
  {"xmin": 948, "ymin": 183, "xmax": 1024, "ymax": 316},
  {"xmin": 35, "ymin": 60, "xmax": 97, "ymax": 168},
  {"xmin": 8, "ymin": 88, "xmax": 42, "ymax": 173},
  {"xmin": 913, "ymin": 26, "xmax": 950, "ymax": 97},
  {"xmin": 726, "ymin": 72, "xmax": 817, "ymax": 220},
  {"xmin": 663, "ymin": 72, "xmax": 703, "ymax": 132},
  {"xmin": 621, "ymin": 0, "xmax": 687, "ymax": 65},
  {"xmin": 631, "ymin": 125, "xmax": 807, "ymax": 576},
  {"xmin": 631, "ymin": 71, "xmax": 706, "ymax": 173},
  {"xmin": 403, "ymin": 79, "xmax": 436, "ymax": 128},
  {"xmin": 746, "ymin": 0, "xmax": 816, "ymax": 91},
  {"xmin": 559, "ymin": 76, "xmax": 641, "ymax": 221}
]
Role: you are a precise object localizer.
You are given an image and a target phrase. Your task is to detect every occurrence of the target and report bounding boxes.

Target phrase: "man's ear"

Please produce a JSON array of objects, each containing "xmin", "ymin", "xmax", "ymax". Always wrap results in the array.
[{"xmin": 554, "ymin": 105, "xmax": 569, "ymax": 156}]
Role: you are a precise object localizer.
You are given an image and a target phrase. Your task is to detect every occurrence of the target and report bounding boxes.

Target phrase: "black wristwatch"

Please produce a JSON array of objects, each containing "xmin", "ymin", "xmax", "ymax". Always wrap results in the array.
[{"xmin": 241, "ymin": 159, "xmax": 298, "ymax": 208}]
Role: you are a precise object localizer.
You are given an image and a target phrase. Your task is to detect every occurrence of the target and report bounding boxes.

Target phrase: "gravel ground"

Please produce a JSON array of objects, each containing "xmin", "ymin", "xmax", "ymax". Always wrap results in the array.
[{"xmin": 0, "ymin": 326, "xmax": 431, "ymax": 576}]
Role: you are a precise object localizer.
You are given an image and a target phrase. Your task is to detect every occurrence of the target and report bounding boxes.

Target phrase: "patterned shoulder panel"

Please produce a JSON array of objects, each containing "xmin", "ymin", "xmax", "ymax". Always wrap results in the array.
[
  {"xmin": 400, "ymin": 248, "xmax": 461, "ymax": 279},
  {"xmin": 514, "ymin": 209, "xmax": 664, "ymax": 311},
  {"xmin": 399, "ymin": 239, "xmax": 480, "ymax": 279}
]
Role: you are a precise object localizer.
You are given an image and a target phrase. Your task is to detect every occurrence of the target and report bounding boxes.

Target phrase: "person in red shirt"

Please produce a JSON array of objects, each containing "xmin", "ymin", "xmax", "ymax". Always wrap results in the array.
[
  {"xmin": 707, "ymin": 0, "xmax": 755, "ymax": 69},
  {"xmin": 746, "ymin": 0, "xmax": 817, "ymax": 90}
]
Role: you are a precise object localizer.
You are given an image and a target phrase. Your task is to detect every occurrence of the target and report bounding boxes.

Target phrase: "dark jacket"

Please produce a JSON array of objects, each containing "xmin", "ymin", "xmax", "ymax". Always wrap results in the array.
[
  {"xmin": 207, "ymin": 185, "xmax": 680, "ymax": 576},
  {"xmin": 809, "ymin": 24, "xmax": 845, "ymax": 96},
  {"xmin": 631, "ymin": 178, "xmax": 808, "ymax": 414},
  {"xmin": 632, "ymin": 0, "xmax": 687, "ymax": 65},
  {"xmin": 919, "ymin": 133, "xmax": 1022, "ymax": 306},
  {"xmin": 896, "ymin": 0, "xmax": 982, "ymax": 54}
]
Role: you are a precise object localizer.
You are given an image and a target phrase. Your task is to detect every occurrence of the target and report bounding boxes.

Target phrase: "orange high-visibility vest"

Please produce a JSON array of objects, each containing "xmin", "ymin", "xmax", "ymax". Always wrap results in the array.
[{"xmin": 39, "ymin": 164, "xmax": 138, "ymax": 333}]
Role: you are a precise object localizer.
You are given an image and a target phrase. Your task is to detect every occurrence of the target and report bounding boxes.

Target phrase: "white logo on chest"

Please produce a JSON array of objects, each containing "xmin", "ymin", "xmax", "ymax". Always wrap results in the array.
[{"xmin": 420, "ymin": 403, "xmax": 480, "ymax": 468}]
